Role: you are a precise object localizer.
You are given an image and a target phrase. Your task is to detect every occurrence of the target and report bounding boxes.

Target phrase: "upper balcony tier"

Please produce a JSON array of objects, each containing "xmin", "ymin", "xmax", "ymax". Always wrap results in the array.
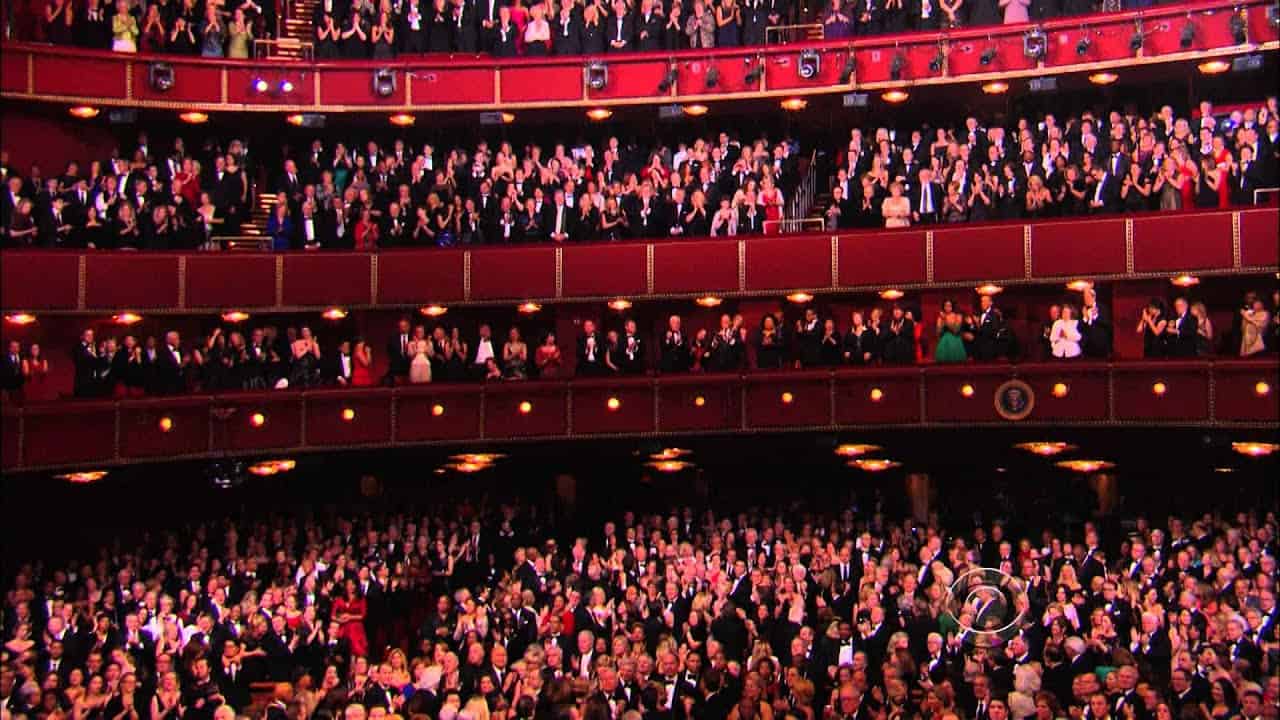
[
  {"xmin": 2, "ymin": 0, "xmax": 1276, "ymax": 113},
  {"xmin": 2, "ymin": 207, "xmax": 1277, "ymax": 314}
]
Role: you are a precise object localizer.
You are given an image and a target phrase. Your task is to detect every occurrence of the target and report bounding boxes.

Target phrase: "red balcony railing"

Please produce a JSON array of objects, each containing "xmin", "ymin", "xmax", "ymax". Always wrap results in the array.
[
  {"xmin": 2, "ymin": 0, "xmax": 1275, "ymax": 112},
  {"xmin": 2, "ymin": 360, "xmax": 1276, "ymax": 472},
  {"xmin": 2, "ymin": 207, "xmax": 1276, "ymax": 314}
]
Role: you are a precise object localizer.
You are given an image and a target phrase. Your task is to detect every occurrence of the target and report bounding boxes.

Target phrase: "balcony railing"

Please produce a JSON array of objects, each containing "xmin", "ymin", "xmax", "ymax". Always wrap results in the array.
[
  {"xmin": 1, "ymin": 0, "xmax": 1274, "ymax": 113},
  {"xmin": 2, "ymin": 207, "xmax": 1276, "ymax": 314},
  {"xmin": 3, "ymin": 360, "xmax": 1276, "ymax": 473}
]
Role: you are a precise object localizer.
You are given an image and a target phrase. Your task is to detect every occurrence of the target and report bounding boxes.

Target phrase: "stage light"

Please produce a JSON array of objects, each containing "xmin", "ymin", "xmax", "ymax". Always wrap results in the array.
[
  {"xmin": 586, "ymin": 108, "xmax": 613, "ymax": 121},
  {"xmin": 113, "ymin": 312, "xmax": 142, "ymax": 325},
  {"xmin": 420, "ymin": 305, "xmax": 448, "ymax": 317},
  {"xmin": 1088, "ymin": 72, "xmax": 1118, "ymax": 85},
  {"xmin": 1023, "ymin": 28, "xmax": 1046, "ymax": 61},
  {"xmin": 683, "ymin": 104, "xmax": 709, "ymax": 117},
  {"xmin": 179, "ymin": 111, "xmax": 208, "ymax": 124},
  {"xmin": 879, "ymin": 289, "xmax": 904, "ymax": 300},
  {"xmin": 373, "ymin": 67, "xmax": 397, "ymax": 97},
  {"xmin": 389, "ymin": 113, "xmax": 416, "ymax": 127},
  {"xmin": 586, "ymin": 61, "xmax": 609, "ymax": 90},
  {"xmin": 250, "ymin": 412, "xmax": 266, "ymax": 427},
  {"xmin": 704, "ymin": 65, "xmax": 719, "ymax": 89},
  {"xmin": 1170, "ymin": 274, "xmax": 1200, "ymax": 287},
  {"xmin": 1198, "ymin": 59, "xmax": 1230, "ymax": 74},
  {"xmin": 432, "ymin": 404, "xmax": 445, "ymax": 416},
  {"xmin": 658, "ymin": 63, "xmax": 678, "ymax": 92},
  {"xmin": 834, "ymin": 444, "xmax": 882, "ymax": 458},
  {"xmin": 976, "ymin": 284, "xmax": 1004, "ymax": 295},
  {"xmin": 881, "ymin": 89, "xmax": 909, "ymax": 104},
  {"xmin": 4, "ymin": 313, "xmax": 36, "ymax": 325},
  {"xmin": 781, "ymin": 392, "xmax": 794, "ymax": 404},
  {"xmin": 251, "ymin": 77, "xmax": 270, "ymax": 93},
  {"xmin": 148, "ymin": 61, "xmax": 175, "ymax": 91},
  {"xmin": 1232, "ymin": 441, "xmax": 1278, "ymax": 457},
  {"xmin": 981, "ymin": 81, "xmax": 1008, "ymax": 94},
  {"xmin": 341, "ymin": 408, "xmax": 356, "ymax": 422},
  {"xmin": 222, "ymin": 310, "xmax": 250, "ymax": 323},
  {"xmin": 1255, "ymin": 381, "xmax": 1271, "ymax": 396},
  {"xmin": 158, "ymin": 416, "xmax": 174, "ymax": 432},
  {"xmin": 607, "ymin": 397, "xmax": 621, "ymax": 411},
  {"xmin": 849, "ymin": 458, "xmax": 901, "ymax": 472},
  {"xmin": 608, "ymin": 299, "xmax": 633, "ymax": 311},
  {"xmin": 1052, "ymin": 382, "xmax": 1069, "ymax": 397},
  {"xmin": 1152, "ymin": 381, "xmax": 1167, "ymax": 396},
  {"xmin": 798, "ymin": 49, "xmax": 820, "ymax": 79},
  {"xmin": 321, "ymin": 307, "xmax": 347, "ymax": 320},
  {"xmin": 1055, "ymin": 459, "xmax": 1114, "ymax": 473},
  {"xmin": 696, "ymin": 296, "xmax": 723, "ymax": 307},
  {"xmin": 278, "ymin": 80, "xmax": 295, "ymax": 94},
  {"xmin": 780, "ymin": 98, "xmax": 808, "ymax": 111},
  {"xmin": 55, "ymin": 470, "xmax": 109, "ymax": 483},
  {"xmin": 1065, "ymin": 280, "xmax": 1093, "ymax": 292},
  {"xmin": 69, "ymin": 106, "xmax": 100, "ymax": 119},
  {"xmin": 840, "ymin": 54, "xmax": 857, "ymax": 83},
  {"xmin": 787, "ymin": 292, "xmax": 814, "ymax": 303},
  {"xmin": 518, "ymin": 401, "xmax": 533, "ymax": 414},
  {"xmin": 869, "ymin": 388, "xmax": 884, "ymax": 402},
  {"xmin": 960, "ymin": 384, "xmax": 975, "ymax": 398},
  {"xmin": 517, "ymin": 302, "xmax": 542, "ymax": 314},
  {"xmin": 1014, "ymin": 441, "xmax": 1077, "ymax": 456}
]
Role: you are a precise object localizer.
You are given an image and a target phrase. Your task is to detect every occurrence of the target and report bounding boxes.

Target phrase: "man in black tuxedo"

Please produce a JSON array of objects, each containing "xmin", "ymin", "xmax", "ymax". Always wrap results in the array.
[
  {"xmin": 659, "ymin": 315, "xmax": 690, "ymax": 373},
  {"xmin": 634, "ymin": 0, "xmax": 660, "ymax": 50},
  {"xmin": 384, "ymin": 317, "xmax": 414, "ymax": 384},
  {"xmin": 796, "ymin": 307, "xmax": 823, "ymax": 367},
  {"xmin": 576, "ymin": 320, "xmax": 605, "ymax": 377},
  {"xmin": 606, "ymin": 0, "xmax": 633, "ymax": 52},
  {"xmin": 155, "ymin": 330, "xmax": 187, "ymax": 395},
  {"xmin": 545, "ymin": 189, "xmax": 575, "ymax": 243},
  {"xmin": 618, "ymin": 319, "xmax": 645, "ymax": 374},
  {"xmin": 738, "ymin": 200, "xmax": 765, "ymax": 235},
  {"xmin": 72, "ymin": 329, "xmax": 105, "ymax": 398},
  {"xmin": 276, "ymin": 159, "xmax": 304, "ymax": 215},
  {"xmin": 1233, "ymin": 145, "xmax": 1263, "ymax": 205},
  {"xmin": 476, "ymin": 0, "xmax": 501, "ymax": 49},
  {"xmin": 551, "ymin": 3, "xmax": 581, "ymax": 54},
  {"xmin": 326, "ymin": 339, "xmax": 355, "ymax": 385},
  {"xmin": 452, "ymin": 0, "xmax": 479, "ymax": 52},
  {"xmin": 38, "ymin": 196, "xmax": 73, "ymax": 247},
  {"xmin": 1088, "ymin": 166, "xmax": 1122, "ymax": 214},
  {"xmin": 1, "ymin": 340, "xmax": 22, "ymax": 401},
  {"xmin": 1167, "ymin": 296, "xmax": 1199, "ymax": 357},
  {"xmin": 971, "ymin": 294, "xmax": 1007, "ymax": 362},
  {"xmin": 911, "ymin": 167, "xmax": 942, "ymax": 224}
]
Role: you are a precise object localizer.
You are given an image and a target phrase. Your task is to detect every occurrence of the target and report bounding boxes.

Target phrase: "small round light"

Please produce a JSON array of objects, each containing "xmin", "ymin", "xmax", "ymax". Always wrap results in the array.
[
  {"xmin": 1197, "ymin": 60, "xmax": 1230, "ymax": 75},
  {"xmin": 1170, "ymin": 274, "xmax": 1200, "ymax": 288},
  {"xmin": 881, "ymin": 90, "xmax": 910, "ymax": 104},
  {"xmin": 879, "ymin": 289, "xmax": 904, "ymax": 300},
  {"xmin": 607, "ymin": 397, "xmax": 621, "ymax": 411},
  {"xmin": 252, "ymin": 78, "xmax": 270, "ymax": 93},
  {"xmin": 113, "ymin": 312, "xmax": 143, "ymax": 325},
  {"xmin": 222, "ymin": 310, "xmax": 250, "ymax": 323},
  {"xmin": 781, "ymin": 392, "xmax": 794, "ymax": 404},
  {"xmin": 517, "ymin": 302, "xmax": 542, "ymax": 314},
  {"xmin": 518, "ymin": 401, "xmax": 533, "ymax": 414},
  {"xmin": 1152, "ymin": 382, "xmax": 1167, "ymax": 396},
  {"xmin": 780, "ymin": 98, "xmax": 808, "ymax": 111},
  {"xmin": 278, "ymin": 80, "xmax": 295, "ymax": 94},
  {"xmin": 1052, "ymin": 382, "xmax": 1069, "ymax": 398},
  {"xmin": 694, "ymin": 395, "xmax": 706, "ymax": 407},
  {"xmin": 786, "ymin": 292, "xmax": 814, "ymax": 304},
  {"xmin": 158, "ymin": 416, "xmax": 174, "ymax": 432},
  {"xmin": 1088, "ymin": 72, "xmax": 1118, "ymax": 85},
  {"xmin": 321, "ymin": 307, "xmax": 348, "ymax": 320},
  {"xmin": 389, "ymin": 113, "xmax": 416, "ymax": 127},
  {"xmin": 250, "ymin": 412, "xmax": 266, "ymax": 427},
  {"xmin": 5, "ymin": 313, "xmax": 37, "ymax": 325},
  {"xmin": 1255, "ymin": 381, "xmax": 1271, "ymax": 397},
  {"xmin": 869, "ymin": 388, "xmax": 884, "ymax": 402},
  {"xmin": 421, "ymin": 305, "xmax": 448, "ymax": 317},
  {"xmin": 1065, "ymin": 280, "xmax": 1094, "ymax": 292},
  {"xmin": 179, "ymin": 111, "xmax": 209, "ymax": 124},
  {"xmin": 981, "ymin": 81, "xmax": 1008, "ymax": 94},
  {"xmin": 586, "ymin": 108, "xmax": 613, "ymax": 121},
  {"xmin": 975, "ymin": 284, "xmax": 1003, "ymax": 296},
  {"xmin": 68, "ymin": 106, "xmax": 100, "ymax": 119},
  {"xmin": 695, "ymin": 296, "xmax": 723, "ymax": 307},
  {"xmin": 682, "ymin": 104, "xmax": 709, "ymax": 116},
  {"xmin": 960, "ymin": 384, "xmax": 975, "ymax": 398},
  {"xmin": 341, "ymin": 408, "xmax": 356, "ymax": 422},
  {"xmin": 432, "ymin": 404, "xmax": 445, "ymax": 416},
  {"xmin": 608, "ymin": 299, "xmax": 633, "ymax": 311}
]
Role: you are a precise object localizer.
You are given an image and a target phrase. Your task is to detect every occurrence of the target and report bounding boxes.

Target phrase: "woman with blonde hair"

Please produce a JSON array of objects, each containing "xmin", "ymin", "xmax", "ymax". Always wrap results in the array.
[{"xmin": 459, "ymin": 695, "xmax": 491, "ymax": 720}]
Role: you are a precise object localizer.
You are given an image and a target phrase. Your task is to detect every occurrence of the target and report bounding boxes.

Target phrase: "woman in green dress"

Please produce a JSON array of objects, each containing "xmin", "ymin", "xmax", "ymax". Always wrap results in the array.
[
  {"xmin": 227, "ymin": 8, "xmax": 252, "ymax": 58},
  {"xmin": 935, "ymin": 300, "xmax": 968, "ymax": 363}
]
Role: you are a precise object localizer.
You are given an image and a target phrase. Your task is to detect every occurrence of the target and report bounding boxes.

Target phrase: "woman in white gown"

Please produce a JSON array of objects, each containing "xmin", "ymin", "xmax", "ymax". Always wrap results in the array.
[{"xmin": 409, "ymin": 338, "xmax": 433, "ymax": 383}]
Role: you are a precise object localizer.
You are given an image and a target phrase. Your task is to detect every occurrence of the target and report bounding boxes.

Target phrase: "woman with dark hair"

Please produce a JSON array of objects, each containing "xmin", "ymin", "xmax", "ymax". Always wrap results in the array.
[
  {"xmin": 333, "ymin": 579, "xmax": 368, "ymax": 658},
  {"xmin": 755, "ymin": 315, "xmax": 784, "ymax": 370},
  {"xmin": 1136, "ymin": 298, "xmax": 1168, "ymax": 358},
  {"xmin": 1204, "ymin": 678, "xmax": 1238, "ymax": 720}
]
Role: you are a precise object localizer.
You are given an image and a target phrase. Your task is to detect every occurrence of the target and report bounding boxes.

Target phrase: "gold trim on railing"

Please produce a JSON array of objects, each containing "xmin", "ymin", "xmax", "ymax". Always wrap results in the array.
[
  {"xmin": 1124, "ymin": 218, "xmax": 1135, "ymax": 274},
  {"xmin": 737, "ymin": 239, "xmax": 747, "ymax": 291},
  {"xmin": 1231, "ymin": 211, "xmax": 1242, "ymax": 269},
  {"xmin": 554, "ymin": 247, "xmax": 564, "ymax": 298},
  {"xmin": 76, "ymin": 255, "xmax": 87, "ymax": 310},
  {"xmin": 925, "ymin": 231, "xmax": 935, "ymax": 283},
  {"xmin": 646, "ymin": 244, "xmax": 655, "ymax": 294},
  {"xmin": 177, "ymin": 256, "xmax": 187, "ymax": 309},
  {"xmin": 463, "ymin": 251, "xmax": 472, "ymax": 301},
  {"xmin": 274, "ymin": 255, "xmax": 285, "ymax": 306},
  {"xmin": 369, "ymin": 254, "xmax": 378, "ymax": 305},
  {"xmin": 1023, "ymin": 225, "xmax": 1033, "ymax": 279},
  {"xmin": 830, "ymin": 236, "xmax": 839, "ymax": 288}
]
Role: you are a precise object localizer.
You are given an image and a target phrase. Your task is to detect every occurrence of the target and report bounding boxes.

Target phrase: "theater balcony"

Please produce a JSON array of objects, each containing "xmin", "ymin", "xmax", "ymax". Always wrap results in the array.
[{"xmin": 1, "ymin": 0, "xmax": 1276, "ymax": 115}]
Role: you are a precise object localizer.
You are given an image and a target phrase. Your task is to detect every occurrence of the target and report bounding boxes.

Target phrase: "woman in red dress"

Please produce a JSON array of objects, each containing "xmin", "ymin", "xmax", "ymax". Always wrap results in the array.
[
  {"xmin": 1211, "ymin": 136, "xmax": 1233, "ymax": 208},
  {"xmin": 333, "ymin": 579, "xmax": 369, "ymax": 658},
  {"xmin": 1174, "ymin": 147, "xmax": 1197, "ymax": 210},
  {"xmin": 174, "ymin": 158, "xmax": 201, "ymax": 208},
  {"xmin": 759, "ymin": 176, "xmax": 784, "ymax": 234},
  {"xmin": 21, "ymin": 344, "xmax": 53, "ymax": 402},
  {"xmin": 351, "ymin": 340, "xmax": 374, "ymax": 387},
  {"xmin": 354, "ymin": 208, "xmax": 379, "ymax": 251}
]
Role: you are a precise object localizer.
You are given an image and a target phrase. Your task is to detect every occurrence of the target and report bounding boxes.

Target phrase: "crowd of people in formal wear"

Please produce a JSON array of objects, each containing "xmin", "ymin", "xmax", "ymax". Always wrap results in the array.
[
  {"xmin": 0, "ymin": 493, "xmax": 1276, "ymax": 720},
  {"xmin": 18, "ymin": 0, "xmax": 272, "ymax": 55},
  {"xmin": 2, "ymin": 96, "xmax": 1276, "ymax": 253},
  {"xmin": 1, "ymin": 284, "xmax": 1276, "ymax": 403}
]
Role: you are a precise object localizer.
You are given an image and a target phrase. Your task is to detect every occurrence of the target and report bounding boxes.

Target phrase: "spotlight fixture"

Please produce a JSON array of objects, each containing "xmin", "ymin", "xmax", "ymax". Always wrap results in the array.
[
  {"xmin": 586, "ymin": 107, "xmax": 613, "ymax": 121},
  {"xmin": 928, "ymin": 46, "xmax": 945, "ymax": 73},
  {"xmin": 321, "ymin": 307, "xmax": 348, "ymax": 320},
  {"xmin": 650, "ymin": 448, "xmax": 691, "ymax": 461},
  {"xmin": 1055, "ymin": 459, "xmax": 1114, "ymax": 473},
  {"xmin": 849, "ymin": 458, "xmax": 901, "ymax": 472},
  {"xmin": 420, "ymin": 305, "xmax": 448, "ymax": 317},
  {"xmin": 981, "ymin": 81, "xmax": 1008, "ymax": 95},
  {"xmin": 834, "ymin": 444, "xmax": 882, "ymax": 458},
  {"xmin": 518, "ymin": 401, "xmax": 534, "ymax": 414},
  {"xmin": 1015, "ymin": 441, "xmax": 1077, "ymax": 456},
  {"xmin": 222, "ymin": 310, "xmax": 251, "ymax": 323},
  {"xmin": 112, "ymin": 312, "xmax": 143, "ymax": 325},
  {"xmin": 68, "ymin": 106, "xmax": 100, "ymax": 119},
  {"xmin": 608, "ymin": 298, "xmax": 633, "ymax": 311},
  {"xmin": 450, "ymin": 453, "xmax": 507, "ymax": 465},
  {"xmin": 975, "ymin": 284, "xmax": 1004, "ymax": 295},
  {"xmin": 704, "ymin": 65, "xmax": 719, "ymax": 89},
  {"xmin": 432, "ymin": 404, "xmax": 446, "ymax": 416},
  {"xmin": 743, "ymin": 58, "xmax": 763, "ymax": 86},
  {"xmin": 840, "ymin": 53, "xmax": 857, "ymax": 84},
  {"xmin": 658, "ymin": 63, "xmax": 678, "ymax": 92},
  {"xmin": 882, "ymin": 89, "xmax": 909, "ymax": 103},
  {"xmin": 248, "ymin": 459, "xmax": 297, "ymax": 476},
  {"xmin": 780, "ymin": 98, "xmax": 808, "ymax": 111},
  {"xmin": 1197, "ymin": 59, "xmax": 1231, "ymax": 74},
  {"xmin": 869, "ymin": 388, "xmax": 884, "ymax": 402},
  {"xmin": 1088, "ymin": 72, "xmax": 1118, "ymax": 85},
  {"xmin": 647, "ymin": 460, "xmax": 694, "ymax": 473},
  {"xmin": 889, "ymin": 52, "xmax": 906, "ymax": 80},
  {"xmin": 158, "ymin": 416, "xmax": 174, "ymax": 432},
  {"xmin": 1023, "ymin": 28, "xmax": 1047, "ymax": 61},
  {"xmin": 798, "ymin": 49, "xmax": 821, "ymax": 79},
  {"xmin": 586, "ymin": 61, "xmax": 608, "ymax": 91},
  {"xmin": 879, "ymin": 289, "xmax": 905, "ymax": 300},
  {"xmin": 250, "ymin": 412, "xmax": 267, "ymax": 427},
  {"xmin": 178, "ymin": 111, "xmax": 209, "ymax": 124},
  {"xmin": 1180, "ymin": 20, "xmax": 1196, "ymax": 48},
  {"xmin": 1076, "ymin": 34, "xmax": 1092, "ymax": 56},
  {"xmin": 55, "ymin": 470, "xmax": 109, "ymax": 484},
  {"xmin": 1065, "ymin": 279, "xmax": 1094, "ymax": 292},
  {"xmin": 251, "ymin": 77, "xmax": 270, "ymax": 94},
  {"xmin": 695, "ymin": 295, "xmax": 723, "ymax": 307},
  {"xmin": 979, "ymin": 46, "xmax": 997, "ymax": 66},
  {"xmin": 517, "ymin": 302, "xmax": 542, "ymax": 314},
  {"xmin": 1170, "ymin": 274, "xmax": 1200, "ymax": 287},
  {"xmin": 1052, "ymin": 383, "xmax": 1070, "ymax": 397},
  {"xmin": 5, "ymin": 313, "xmax": 37, "ymax": 325},
  {"xmin": 372, "ymin": 67, "xmax": 397, "ymax": 97},
  {"xmin": 1232, "ymin": 441, "xmax": 1278, "ymax": 457},
  {"xmin": 1129, "ymin": 29, "xmax": 1145, "ymax": 52},
  {"xmin": 1229, "ymin": 9, "xmax": 1247, "ymax": 44},
  {"xmin": 148, "ymin": 61, "xmax": 175, "ymax": 92},
  {"xmin": 278, "ymin": 79, "xmax": 295, "ymax": 94},
  {"xmin": 607, "ymin": 397, "xmax": 622, "ymax": 411},
  {"xmin": 1255, "ymin": 381, "xmax": 1271, "ymax": 396},
  {"xmin": 682, "ymin": 104, "xmax": 709, "ymax": 117},
  {"xmin": 389, "ymin": 113, "xmax": 416, "ymax": 127},
  {"xmin": 786, "ymin": 292, "xmax": 814, "ymax": 303}
]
